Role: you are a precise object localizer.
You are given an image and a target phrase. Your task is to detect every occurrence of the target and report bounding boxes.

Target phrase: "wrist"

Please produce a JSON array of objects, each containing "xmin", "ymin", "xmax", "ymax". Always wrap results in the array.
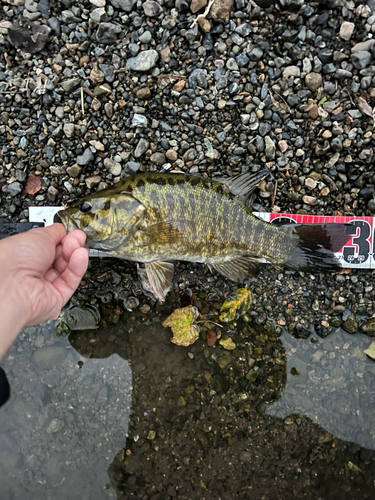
[{"xmin": 0, "ymin": 264, "xmax": 26, "ymax": 361}]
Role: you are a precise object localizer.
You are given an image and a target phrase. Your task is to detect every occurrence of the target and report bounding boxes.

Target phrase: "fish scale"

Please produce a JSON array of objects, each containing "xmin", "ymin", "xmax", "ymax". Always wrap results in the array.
[{"xmin": 130, "ymin": 176, "xmax": 280, "ymax": 262}]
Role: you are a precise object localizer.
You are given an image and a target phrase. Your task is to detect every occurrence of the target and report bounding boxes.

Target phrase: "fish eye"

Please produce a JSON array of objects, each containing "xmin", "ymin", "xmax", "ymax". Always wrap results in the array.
[{"xmin": 81, "ymin": 202, "xmax": 92, "ymax": 213}]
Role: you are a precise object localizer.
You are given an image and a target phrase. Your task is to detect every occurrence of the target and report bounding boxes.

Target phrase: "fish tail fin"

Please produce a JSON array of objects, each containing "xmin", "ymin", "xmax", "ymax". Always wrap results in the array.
[{"xmin": 281, "ymin": 223, "xmax": 350, "ymax": 272}]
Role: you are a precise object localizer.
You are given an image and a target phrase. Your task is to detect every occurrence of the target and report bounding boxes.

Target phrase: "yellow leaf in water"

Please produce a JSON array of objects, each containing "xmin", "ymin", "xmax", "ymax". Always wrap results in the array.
[
  {"xmin": 219, "ymin": 288, "xmax": 253, "ymax": 323},
  {"xmin": 200, "ymin": 480, "xmax": 207, "ymax": 490},
  {"xmin": 163, "ymin": 305, "xmax": 200, "ymax": 347},
  {"xmin": 364, "ymin": 341, "xmax": 375, "ymax": 361},
  {"xmin": 347, "ymin": 461, "xmax": 363, "ymax": 474}
]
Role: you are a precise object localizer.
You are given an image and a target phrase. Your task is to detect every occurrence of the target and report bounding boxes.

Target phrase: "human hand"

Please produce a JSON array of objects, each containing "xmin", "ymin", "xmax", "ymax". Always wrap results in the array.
[{"xmin": 0, "ymin": 224, "xmax": 89, "ymax": 360}]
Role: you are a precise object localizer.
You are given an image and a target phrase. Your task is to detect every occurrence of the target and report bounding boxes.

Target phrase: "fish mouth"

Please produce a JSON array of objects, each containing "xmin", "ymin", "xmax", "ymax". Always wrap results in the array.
[{"xmin": 57, "ymin": 209, "xmax": 79, "ymax": 233}]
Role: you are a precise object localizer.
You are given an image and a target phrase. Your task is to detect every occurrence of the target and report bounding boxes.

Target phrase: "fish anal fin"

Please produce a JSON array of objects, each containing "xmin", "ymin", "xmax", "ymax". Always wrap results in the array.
[
  {"xmin": 213, "ymin": 256, "xmax": 263, "ymax": 282},
  {"xmin": 139, "ymin": 261, "xmax": 174, "ymax": 303}
]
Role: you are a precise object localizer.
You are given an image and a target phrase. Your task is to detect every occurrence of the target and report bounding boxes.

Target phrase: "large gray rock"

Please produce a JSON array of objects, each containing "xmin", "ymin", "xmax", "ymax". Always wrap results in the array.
[
  {"xmin": 77, "ymin": 148, "xmax": 94, "ymax": 166},
  {"xmin": 351, "ymin": 51, "xmax": 372, "ymax": 69},
  {"xmin": 265, "ymin": 136, "xmax": 275, "ymax": 159},
  {"xmin": 131, "ymin": 114, "xmax": 148, "ymax": 127},
  {"xmin": 60, "ymin": 78, "xmax": 81, "ymax": 92},
  {"xmin": 125, "ymin": 161, "xmax": 141, "ymax": 174},
  {"xmin": 96, "ymin": 22, "xmax": 122, "ymax": 44},
  {"xmin": 188, "ymin": 68, "xmax": 208, "ymax": 89},
  {"xmin": 351, "ymin": 39, "xmax": 375, "ymax": 53},
  {"xmin": 109, "ymin": 0, "xmax": 136, "ymax": 11},
  {"xmin": 143, "ymin": 0, "xmax": 163, "ymax": 16},
  {"xmin": 126, "ymin": 50, "xmax": 159, "ymax": 71},
  {"xmin": 33, "ymin": 346, "xmax": 68, "ymax": 369},
  {"xmin": 134, "ymin": 138, "xmax": 150, "ymax": 158},
  {"xmin": 8, "ymin": 20, "xmax": 51, "ymax": 53},
  {"xmin": 8, "ymin": 182, "xmax": 22, "ymax": 197},
  {"xmin": 64, "ymin": 305, "xmax": 101, "ymax": 330}
]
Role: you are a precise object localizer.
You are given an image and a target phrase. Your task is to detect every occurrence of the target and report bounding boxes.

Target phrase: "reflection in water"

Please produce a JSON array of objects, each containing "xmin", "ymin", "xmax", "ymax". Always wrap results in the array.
[
  {"xmin": 0, "ymin": 322, "xmax": 132, "ymax": 500},
  {"xmin": 266, "ymin": 329, "xmax": 375, "ymax": 450}
]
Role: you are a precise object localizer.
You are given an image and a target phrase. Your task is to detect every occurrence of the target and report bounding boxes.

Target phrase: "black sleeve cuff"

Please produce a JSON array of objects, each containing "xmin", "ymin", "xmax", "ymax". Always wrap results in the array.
[{"xmin": 0, "ymin": 367, "xmax": 10, "ymax": 408}]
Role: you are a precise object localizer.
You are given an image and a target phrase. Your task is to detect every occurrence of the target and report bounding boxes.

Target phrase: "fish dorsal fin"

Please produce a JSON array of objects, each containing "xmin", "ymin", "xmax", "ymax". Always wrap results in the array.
[
  {"xmin": 137, "ymin": 261, "xmax": 174, "ymax": 303},
  {"xmin": 138, "ymin": 220, "xmax": 185, "ymax": 245},
  {"xmin": 213, "ymin": 166, "xmax": 270, "ymax": 207},
  {"xmin": 213, "ymin": 255, "xmax": 264, "ymax": 282}
]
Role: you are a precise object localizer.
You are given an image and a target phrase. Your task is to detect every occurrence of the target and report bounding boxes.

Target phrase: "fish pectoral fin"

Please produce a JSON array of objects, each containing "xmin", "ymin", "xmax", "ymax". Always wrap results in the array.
[
  {"xmin": 138, "ymin": 261, "xmax": 174, "ymax": 303},
  {"xmin": 214, "ymin": 166, "xmax": 271, "ymax": 207},
  {"xmin": 213, "ymin": 256, "xmax": 264, "ymax": 282},
  {"xmin": 138, "ymin": 221, "xmax": 185, "ymax": 245},
  {"xmin": 88, "ymin": 234, "xmax": 125, "ymax": 252}
]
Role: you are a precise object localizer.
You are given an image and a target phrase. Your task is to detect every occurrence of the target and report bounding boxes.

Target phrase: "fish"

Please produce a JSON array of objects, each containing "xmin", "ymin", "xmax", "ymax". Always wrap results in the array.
[{"xmin": 58, "ymin": 169, "xmax": 350, "ymax": 303}]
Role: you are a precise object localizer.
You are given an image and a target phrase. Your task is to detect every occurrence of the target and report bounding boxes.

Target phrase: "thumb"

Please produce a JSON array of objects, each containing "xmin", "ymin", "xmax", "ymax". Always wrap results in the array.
[{"xmin": 38, "ymin": 223, "xmax": 67, "ymax": 246}]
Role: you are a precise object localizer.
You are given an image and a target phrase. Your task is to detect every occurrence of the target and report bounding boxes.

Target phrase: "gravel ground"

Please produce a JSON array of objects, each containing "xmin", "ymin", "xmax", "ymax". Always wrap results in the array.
[{"xmin": 2, "ymin": 0, "xmax": 375, "ymax": 498}]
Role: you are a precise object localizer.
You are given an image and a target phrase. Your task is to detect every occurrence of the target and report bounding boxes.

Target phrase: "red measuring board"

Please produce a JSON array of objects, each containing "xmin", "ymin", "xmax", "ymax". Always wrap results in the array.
[{"xmin": 255, "ymin": 212, "xmax": 374, "ymax": 269}]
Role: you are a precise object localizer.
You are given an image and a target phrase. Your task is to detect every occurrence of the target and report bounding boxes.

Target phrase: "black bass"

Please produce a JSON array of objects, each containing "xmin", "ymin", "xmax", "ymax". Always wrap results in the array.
[{"xmin": 58, "ymin": 170, "xmax": 350, "ymax": 302}]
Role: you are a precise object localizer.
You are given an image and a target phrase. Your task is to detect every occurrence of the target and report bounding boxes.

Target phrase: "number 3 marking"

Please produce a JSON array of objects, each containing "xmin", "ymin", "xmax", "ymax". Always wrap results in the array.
[{"xmin": 343, "ymin": 220, "xmax": 371, "ymax": 265}]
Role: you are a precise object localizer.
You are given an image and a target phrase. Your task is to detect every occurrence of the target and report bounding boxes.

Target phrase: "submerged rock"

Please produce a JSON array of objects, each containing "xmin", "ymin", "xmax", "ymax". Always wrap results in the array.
[
  {"xmin": 64, "ymin": 305, "xmax": 101, "ymax": 331},
  {"xmin": 360, "ymin": 318, "xmax": 375, "ymax": 337},
  {"xmin": 342, "ymin": 314, "xmax": 358, "ymax": 334}
]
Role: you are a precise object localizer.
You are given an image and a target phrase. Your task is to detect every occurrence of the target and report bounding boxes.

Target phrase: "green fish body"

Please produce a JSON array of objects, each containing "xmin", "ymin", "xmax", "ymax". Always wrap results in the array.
[{"xmin": 58, "ymin": 172, "xmax": 349, "ymax": 302}]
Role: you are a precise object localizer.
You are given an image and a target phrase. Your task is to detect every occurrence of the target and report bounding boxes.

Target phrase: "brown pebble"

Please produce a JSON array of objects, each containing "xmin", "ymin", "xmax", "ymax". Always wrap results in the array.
[
  {"xmin": 166, "ymin": 149, "xmax": 178, "ymax": 161},
  {"xmin": 85, "ymin": 175, "xmax": 102, "ymax": 189},
  {"xmin": 53, "ymin": 63, "xmax": 62, "ymax": 75},
  {"xmin": 66, "ymin": 164, "xmax": 82, "ymax": 178},
  {"xmin": 91, "ymin": 98, "xmax": 102, "ymax": 111},
  {"xmin": 79, "ymin": 55, "xmax": 90, "ymax": 67},
  {"xmin": 134, "ymin": 363, "xmax": 146, "ymax": 372},
  {"xmin": 278, "ymin": 140, "xmax": 288, "ymax": 153},
  {"xmin": 198, "ymin": 17, "xmax": 211, "ymax": 33},
  {"xmin": 190, "ymin": 0, "xmax": 207, "ymax": 14},
  {"xmin": 206, "ymin": 330, "xmax": 217, "ymax": 347},
  {"xmin": 173, "ymin": 80, "xmax": 186, "ymax": 92},
  {"xmin": 308, "ymin": 104, "xmax": 319, "ymax": 119},
  {"xmin": 136, "ymin": 87, "xmax": 151, "ymax": 100},
  {"xmin": 160, "ymin": 47, "xmax": 171, "ymax": 63},
  {"xmin": 302, "ymin": 195, "xmax": 317, "ymax": 205}
]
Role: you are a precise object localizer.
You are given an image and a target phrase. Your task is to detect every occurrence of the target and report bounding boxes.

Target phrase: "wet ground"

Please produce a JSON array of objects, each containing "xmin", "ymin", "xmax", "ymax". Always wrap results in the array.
[{"xmin": 1, "ymin": 287, "xmax": 375, "ymax": 500}]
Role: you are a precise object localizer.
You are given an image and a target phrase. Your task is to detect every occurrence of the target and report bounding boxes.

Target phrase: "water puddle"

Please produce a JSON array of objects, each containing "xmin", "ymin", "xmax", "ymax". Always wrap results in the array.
[
  {"xmin": 1, "ymin": 307, "xmax": 375, "ymax": 499},
  {"xmin": 267, "ymin": 329, "xmax": 375, "ymax": 450}
]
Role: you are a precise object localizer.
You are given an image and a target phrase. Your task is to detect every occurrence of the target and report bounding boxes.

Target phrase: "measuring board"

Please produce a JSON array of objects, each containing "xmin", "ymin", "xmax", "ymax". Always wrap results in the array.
[
  {"xmin": 254, "ymin": 212, "xmax": 374, "ymax": 270},
  {"xmin": 0, "ymin": 207, "xmax": 372, "ymax": 269}
]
